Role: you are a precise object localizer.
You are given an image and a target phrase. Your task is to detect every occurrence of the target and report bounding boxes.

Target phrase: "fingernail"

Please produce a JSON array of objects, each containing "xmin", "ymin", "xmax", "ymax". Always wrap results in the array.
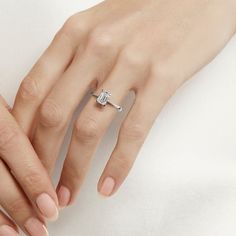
[
  {"xmin": 25, "ymin": 218, "xmax": 49, "ymax": 236},
  {"xmin": 0, "ymin": 225, "xmax": 18, "ymax": 236},
  {"xmin": 99, "ymin": 177, "xmax": 115, "ymax": 197},
  {"xmin": 57, "ymin": 186, "xmax": 71, "ymax": 208},
  {"xmin": 36, "ymin": 193, "xmax": 58, "ymax": 221}
]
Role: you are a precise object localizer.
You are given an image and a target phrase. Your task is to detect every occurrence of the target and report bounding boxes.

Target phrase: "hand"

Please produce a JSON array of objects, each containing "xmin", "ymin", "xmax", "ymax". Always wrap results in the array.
[
  {"xmin": 0, "ymin": 95, "xmax": 58, "ymax": 235},
  {"xmin": 12, "ymin": 0, "xmax": 236, "ymax": 207}
]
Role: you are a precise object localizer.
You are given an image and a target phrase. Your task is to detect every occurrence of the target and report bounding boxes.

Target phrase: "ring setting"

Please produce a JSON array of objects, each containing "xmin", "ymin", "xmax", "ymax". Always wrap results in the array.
[{"xmin": 91, "ymin": 89, "xmax": 123, "ymax": 112}]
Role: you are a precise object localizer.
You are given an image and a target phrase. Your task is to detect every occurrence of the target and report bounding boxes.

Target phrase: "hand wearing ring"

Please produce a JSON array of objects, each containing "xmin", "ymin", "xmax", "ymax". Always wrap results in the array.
[{"xmin": 11, "ymin": 0, "xmax": 236, "ymax": 212}]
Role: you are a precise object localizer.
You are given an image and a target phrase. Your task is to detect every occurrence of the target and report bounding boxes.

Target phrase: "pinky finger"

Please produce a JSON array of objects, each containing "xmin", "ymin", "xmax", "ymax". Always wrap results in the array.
[
  {"xmin": 98, "ymin": 81, "xmax": 170, "ymax": 197},
  {"xmin": 0, "ymin": 210, "xmax": 19, "ymax": 236}
]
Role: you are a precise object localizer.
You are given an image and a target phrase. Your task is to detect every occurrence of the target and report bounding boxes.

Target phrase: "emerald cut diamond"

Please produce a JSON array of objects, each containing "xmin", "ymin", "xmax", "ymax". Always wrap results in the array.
[{"xmin": 96, "ymin": 89, "xmax": 111, "ymax": 106}]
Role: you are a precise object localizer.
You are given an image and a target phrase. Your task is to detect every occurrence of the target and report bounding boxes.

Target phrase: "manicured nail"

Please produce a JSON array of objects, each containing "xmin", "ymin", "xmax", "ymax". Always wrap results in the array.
[
  {"xmin": 99, "ymin": 177, "xmax": 115, "ymax": 197},
  {"xmin": 57, "ymin": 186, "xmax": 71, "ymax": 208},
  {"xmin": 36, "ymin": 193, "xmax": 58, "ymax": 221},
  {"xmin": 25, "ymin": 218, "xmax": 49, "ymax": 236},
  {"xmin": 0, "ymin": 225, "xmax": 18, "ymax": 236}
]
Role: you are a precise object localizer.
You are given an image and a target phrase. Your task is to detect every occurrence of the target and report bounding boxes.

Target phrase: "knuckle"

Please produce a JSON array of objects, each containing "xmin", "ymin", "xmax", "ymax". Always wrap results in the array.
[
  {"xmin": 18, "ymin": 76, "xmax": 40, "ymax": 101},
  {"xmin": 151, "ymin": 62, "xmax": 179, "ymax": 95},
  {"xmin": 87, "ymin": 28, "xmax": 114, "ymax": 55},
  {"xmin": 151, "ymin": 62, "xmax": 170, "ymax": 81},
  {"xmin": 39, "ymin": 99, "xmax": 65, "ymax": 128},
  {"xmin": 119, "ymin": 48, "xmax": 147, "ymax": 71},
  {"xmin": 75, "ymin": 116, "xmax": 100, "ymax": 141},
  {"xmin": 22, "ymin": 170, "xmax": 45, "ymax": 193},
  {"xmin": 61, "ymin": 14, "xmax": 88, "ymax": 40},
  {"xmin": 7, "ymin": 197, "xmax": 27, "ymax": 214},
  {"xmin": 114, "ymin": 154, "xmax": 134, "ymax": 172},
  {"xmin": 0, "ymin": 123, "xmax": 19, "ymax": 151},
  {"xmin": 120, "ymin": 122, "xmax": 146, "ymax": 143}
]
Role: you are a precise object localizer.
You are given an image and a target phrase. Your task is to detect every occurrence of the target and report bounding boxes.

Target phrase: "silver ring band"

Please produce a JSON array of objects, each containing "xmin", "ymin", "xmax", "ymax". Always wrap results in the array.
[{"xmin": 91, "ymin": 89, "xmax": 123, "ymax": 112}]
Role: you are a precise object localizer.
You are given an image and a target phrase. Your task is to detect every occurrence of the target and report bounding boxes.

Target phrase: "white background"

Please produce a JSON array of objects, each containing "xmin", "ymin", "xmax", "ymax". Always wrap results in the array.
[{"xmin": 1, "ymin": 1, "xmax": 236, "ymax": 235}]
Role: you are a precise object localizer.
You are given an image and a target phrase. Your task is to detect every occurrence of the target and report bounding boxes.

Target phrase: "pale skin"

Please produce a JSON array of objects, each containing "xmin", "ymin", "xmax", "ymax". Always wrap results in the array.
[
  {"xmin": 0, "ymin": 96, "xmax": 58, "ymax": 236},
  {"xmin": 0, "ymin": 0, "xmax": 236, "ymax": 235}
]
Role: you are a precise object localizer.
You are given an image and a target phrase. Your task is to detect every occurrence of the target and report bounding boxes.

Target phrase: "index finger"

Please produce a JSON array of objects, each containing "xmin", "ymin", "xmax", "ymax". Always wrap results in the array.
[
  {"xmin": 0, "ymin": 103, "xmax": 59, "ymax": 221},
  {"xmin": 12, "ymin": 14, "xmax": 88, "ymax": 137}
]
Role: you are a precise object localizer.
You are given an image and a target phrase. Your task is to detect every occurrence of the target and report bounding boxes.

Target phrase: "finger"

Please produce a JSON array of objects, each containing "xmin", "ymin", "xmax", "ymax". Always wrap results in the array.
[
  {"xmin": 0, "ymin": 209, "xmax": 19, "ymax": 236},
  {"xmin": 0, "ymin": 103, "xmax": 59, "ymax": 221},
  {"xmin": 32, "ymin": 33, "xmax": 117, "ymax": 174},
  {"xmin": 0, "ymin": 159, "xmax": 48, "ymax": 236},
  {"xmin": 12, "ymin": 15, "xmax": 87, "ymax": 137},
  {"xmin": 56, "ymin": 50, "xmax": 147, "ymax": 207},
  {"xmin": 0, "ymin": 95, "xmax": 11, "ymax": 111},
  {"xmin": 98, "ymin": 78, "xmax": 170, "ymax": 197}
]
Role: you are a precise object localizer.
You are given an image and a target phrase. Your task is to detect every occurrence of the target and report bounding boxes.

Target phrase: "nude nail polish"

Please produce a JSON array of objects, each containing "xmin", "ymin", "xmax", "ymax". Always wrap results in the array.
[
  {"xmin": 57, "ymin": 186, "xmax": 71, "ymax": 208},
  {"xmin": 99, "ymin": 177, "xmax": 115, "ymax": 197},
  {"xmin": 36, "ymin": 193, "xmax": 58, "ymax": 221},
  {"xmin": 24, "ymin": 218, "xmax": 49, "ymax": 236}
]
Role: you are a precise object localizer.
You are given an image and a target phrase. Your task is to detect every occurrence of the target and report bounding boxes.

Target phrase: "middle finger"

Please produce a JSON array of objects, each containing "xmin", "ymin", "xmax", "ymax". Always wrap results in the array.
[{"xmin": 32, "ymin": 36, "xmax": 117, "ymax": 174}]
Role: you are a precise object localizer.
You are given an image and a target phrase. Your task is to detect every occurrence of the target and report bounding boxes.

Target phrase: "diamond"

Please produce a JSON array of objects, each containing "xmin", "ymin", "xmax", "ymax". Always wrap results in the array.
[{"xmin": 96, "ymin": 90, "xmax": 111, "ymax": 106}]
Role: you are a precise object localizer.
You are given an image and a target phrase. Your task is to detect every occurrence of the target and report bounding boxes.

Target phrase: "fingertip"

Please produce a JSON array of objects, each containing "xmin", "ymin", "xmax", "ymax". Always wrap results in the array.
[
  {"xmin": 36, "ymin": 193, "xmax": 59, "ymax": 221},
  {"xmin": 24, "ymin": 218, "xmax": 49, "ymax": 236},
  {"xmin": 57, "ymin": 185, "xmax": 71, "ymax": 209},
  {"xmin": 98, "ymin": 177, "xmax": 116, "ymax": 197}
]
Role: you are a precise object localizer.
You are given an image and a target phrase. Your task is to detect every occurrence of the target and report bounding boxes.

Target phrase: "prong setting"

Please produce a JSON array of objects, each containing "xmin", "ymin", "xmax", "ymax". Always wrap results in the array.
[
  {"xmin": 96, "ymin": 89, "xmax": 111, "ymax": 106},
  {"xmin": 91, "ymin": 89, "xmax": 123, "ymax": 112}
]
